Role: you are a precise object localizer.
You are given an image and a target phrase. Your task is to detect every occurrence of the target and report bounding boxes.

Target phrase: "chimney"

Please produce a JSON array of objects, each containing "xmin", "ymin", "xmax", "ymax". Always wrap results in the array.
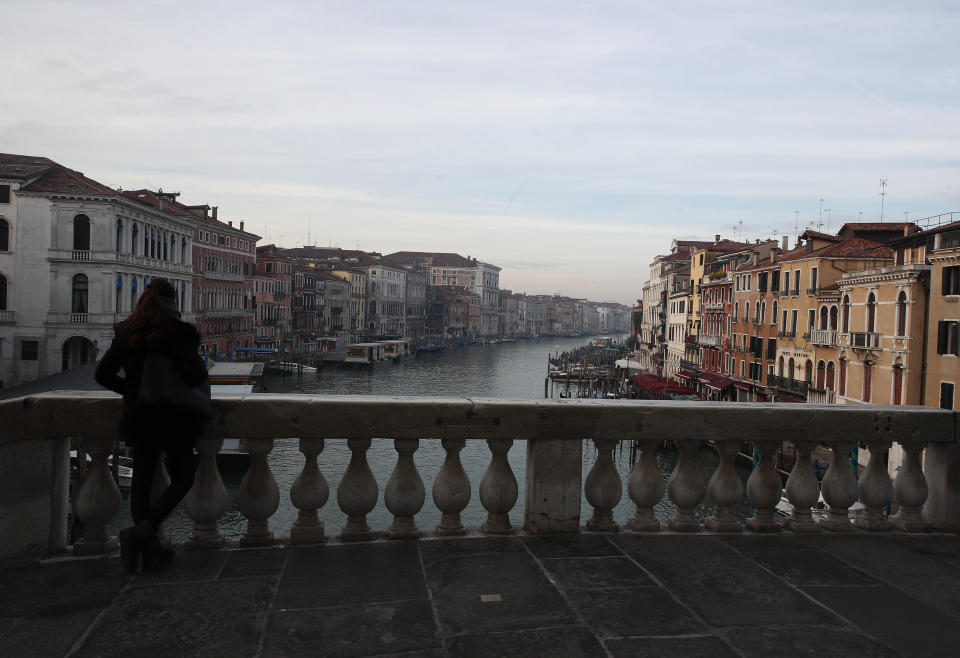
[
  {"xmin": 240, "ymin": 221, "xmax": 244, "ymax": 232},
  {"xmin": 781, "ymin": 236, "xmax": 789, "ymax": 251},
  {"xmin": 715, "ymin": 234, "xmax": 720, "ymax": 243},
  {"xmin": 158, "ymin": 196, "xmax": 167, "ymax": 211},
  {"xmin": 771, "ymin": 247, "xmax": 780, "ymax": 263},
  {"xmin": 228, "ymin": 220, "xmax": 233, "ymax": 228},
  {"xmin": 212, "ymin": 206, "xmax": 218, "ymax": 221}
]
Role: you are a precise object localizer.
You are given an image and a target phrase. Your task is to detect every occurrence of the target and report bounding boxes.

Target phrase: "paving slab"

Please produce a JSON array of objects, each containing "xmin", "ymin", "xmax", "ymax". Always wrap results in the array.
[
  {"xmin": 719, "ymin": 535, "xmax": 878, "ymax": 586},
  {"xmin": 0, "ymin": 557, "xmax": 127, "ymax": 617},
  {"xmin": 540, "ymin": 556, "xmax": 652, "ymax": 589},
  {"xmin": 521, "ymin": 534, "xmax": 622, "ymax": 558},
  {"xmin": 809, "ymin": 535, "xmax": 960, "ymax": 618},
  {"xmin": 130, "ymin": 549, "xmax": 228, "ymax": 585},
  {"xmin": 218, "ymin": 547, "xmax": 289, "ymax": 580},
  {"xmin": 802, "ymin": 584, "xmax": 960, "ymax": 658},
  {"xmin": 264, "ymin": 599, "xmax": 440, "ymax": 657},
  {"xmin": 0, "ymin": 610, "xmax": 99, "ymax": 656},
  {"xmin": 564, "ymin": 586, "xmax": 707, "ymax": 637},
  {"xmin": 277, "ymin": 541, "xmax": 427, "ymax": 610},
  {"xmin": 445, "ymin": 625, "xmax": 606, "ymax": 658},
  {"xmin": 424, "ymin": 550, "xmax": 576, "ymax": 636},
  {"xmin": 604, "ymin": 635, "xmax": 738, "ymax": 658},
  {"xmin": 73, "ymin": 576, "xmax": 276, "ymax": 658},
  {"xmin": 728, "ymin": 625, "xmax": 900, "ymax": 657},
  {"xmin": 418, "ymin": 536, "xmax": 526, "ymax": 565},
  {"xmin": 612, "ymin": 534, "xmax": 843, "ymax": 628}
]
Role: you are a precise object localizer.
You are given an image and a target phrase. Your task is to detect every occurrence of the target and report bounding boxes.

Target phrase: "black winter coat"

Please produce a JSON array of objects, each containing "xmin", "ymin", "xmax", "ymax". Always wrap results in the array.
[{"xmin": 95, "ymin": 318, "xmax": 209, "ymax": 444}]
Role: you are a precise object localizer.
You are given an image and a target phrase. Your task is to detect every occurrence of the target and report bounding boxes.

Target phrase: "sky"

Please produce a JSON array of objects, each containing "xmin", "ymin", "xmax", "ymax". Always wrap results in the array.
[{"xmin": 3, "ymin": 0, "xmax": 958, "ymax": 304}]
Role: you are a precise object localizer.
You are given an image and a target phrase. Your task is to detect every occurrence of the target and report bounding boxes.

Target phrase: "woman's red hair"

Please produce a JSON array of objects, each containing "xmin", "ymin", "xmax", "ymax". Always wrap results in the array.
[{"xmin": 118, "ymin": 278, "xmax": 178, "ymax": 349}]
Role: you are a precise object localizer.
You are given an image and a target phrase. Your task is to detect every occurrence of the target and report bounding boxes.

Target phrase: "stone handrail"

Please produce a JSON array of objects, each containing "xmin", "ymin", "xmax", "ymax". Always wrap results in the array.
[{"xmin": 0, "ymin": 392, "xmax": 957, "ymax": 559}]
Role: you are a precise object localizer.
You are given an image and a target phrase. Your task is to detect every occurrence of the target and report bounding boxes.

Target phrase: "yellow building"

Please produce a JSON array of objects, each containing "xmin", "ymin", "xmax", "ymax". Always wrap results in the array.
[
  {"xmin": 890, "ymin": 218, "xmax": 960, "ymax": 410},
  {"xmin": 771, "ymin": 228, "xmax": 902, "ymax": 401}
]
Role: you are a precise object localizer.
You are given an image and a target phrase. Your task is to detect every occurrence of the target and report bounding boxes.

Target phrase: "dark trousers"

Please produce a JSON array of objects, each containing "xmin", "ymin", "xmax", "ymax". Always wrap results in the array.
[{"xmin": 130, "ymin": 440, "xmax": 197, "ymax": 529}]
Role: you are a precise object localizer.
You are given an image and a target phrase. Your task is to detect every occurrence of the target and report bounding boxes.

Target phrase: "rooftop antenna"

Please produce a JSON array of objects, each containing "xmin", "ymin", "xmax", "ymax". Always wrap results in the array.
[
  {"xmin": 738, "ymin": 218, "xmax": 743, "ymax": 242},
  {"xmin": 794, "ymin": 210, "xmax": 800, "ymax": 238},
  {"xmin": 823, "ymin": 208, "xmax": 831, "ymax": 233},
  {"xmin": 307, "ymin": 214, "xmax": 311, "ymax": 246},
  {"xmin": 858, "ymin": 210, "xmax": 863, "ymax": 221},
  {"xmin": 818, "ymin": 198, "xmax": 824, "ymax": 230},
  {"xmin": 904, "ymin": 210, "xmax": 910, "ymax": 224},
  {"xmin": 879, "ymin": 178, "xmax": 888, "ymax": 221}
]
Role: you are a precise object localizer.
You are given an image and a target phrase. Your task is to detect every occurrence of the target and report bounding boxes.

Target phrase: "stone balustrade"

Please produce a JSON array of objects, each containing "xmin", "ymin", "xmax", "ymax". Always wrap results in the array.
[{"xmin": 0, "ymin": 392, "xmax": 957, "ymax": 559}]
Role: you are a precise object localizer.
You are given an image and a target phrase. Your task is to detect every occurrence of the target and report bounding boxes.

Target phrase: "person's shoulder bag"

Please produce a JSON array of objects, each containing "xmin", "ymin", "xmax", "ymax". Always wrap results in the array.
[{"xmin": 136, "ymin": 352, "xmax": 212, "ymax": 423}]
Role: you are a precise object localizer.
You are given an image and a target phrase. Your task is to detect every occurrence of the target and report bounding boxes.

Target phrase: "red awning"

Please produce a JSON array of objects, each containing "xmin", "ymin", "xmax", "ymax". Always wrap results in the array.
[
  {"xmin": 674, "ymin": 370, "xmax": 695, "ymax": 381},
  {"xmin": 698, "ymin": 373, "xmax": 734, "ymax": 391},
  {"xmin": 733, "ymin": 381, "xmax": 752, "ymax": 391}
]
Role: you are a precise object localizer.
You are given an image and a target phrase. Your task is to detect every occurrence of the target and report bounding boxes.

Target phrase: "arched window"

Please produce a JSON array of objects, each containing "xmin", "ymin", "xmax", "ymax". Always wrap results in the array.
[
  {"xmin": 0, "ymin": 217, "xmax": 9, "ymax": 251},
  {"xmin": 896, "ymin": 291, "xmax": 907, "ymax": 336},
  {"xmin": 841, "ymin": 295, "xmax": 850, "ymax": 333},
  {"xmin": 760, "ymin": 300, "xmax": 766, "ymax": 324},
  {"xmin": 839, "ymin": 358, "xmax": 847, "ymax": 396},
  {"xmin": 0, "ymin": 273, "xmax": 7, "ymax": 310},
  {"xmin": 804, "ymin": 359, "xmax": 813, "ymax": 384},
  {"xmin": 819, "ymin": 305, "xmax": 829, "ymax": 330},
  {"xmin": 893, "ymin": 362, "xmax": 903, "ymax": 405},
  {"xmin": 754, "ymin": 301, "xmax": 760, "ymax": 322},
  {"xmin": 826, "ymin": 361, "xmax": 835, "ymax": 391},
  {"xmin": 830, "ymin": 305, "xmax": 838, "ymax": 331},
  {"xmin": 181, "ymin": 237, "xmax": 187, "ymax": 263},
  {"xmin": 771, "ymin": 300, "xmax": 778, "ymax": 324},
  {"xmin": 734, "ymin": 301, "xmax": 739, "ymax": 321},
  {"xmin": 866, "ymin": 293, "xmax": 877, "ymax": 333},
  {"xmin": 116, "ymin": 219, "xmax": 123, "ymax": 252},
  {"xmin": 169, "ymin": 236, "xmax": 175, "ymax": 262},
  {"xmin": 131, "ymin": 223, "xmax": 139, "ymax": 255},
  {"xmin": 71, "ymin": 273, "xmax": 88, "ymax": 313},
  {"xmin": 73, "ymin": 214, "xmax": 90, "ymax": 251},
  {"xmin": 816, "ymin": 360, "xmax": 826, "ymax": 389},
  {"xmin": 143, "ymin": 226, "xmax": 149, "ymax": 256},
  {"xmin": 788, "ymin": 357, "xmax": 795, "ymax": 380}
]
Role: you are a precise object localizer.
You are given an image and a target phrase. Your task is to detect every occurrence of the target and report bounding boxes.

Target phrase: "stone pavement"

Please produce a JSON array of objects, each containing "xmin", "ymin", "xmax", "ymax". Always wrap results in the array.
[{"xmin": 1, "ymin": 533, "xmax": 959, "ymax": 657}]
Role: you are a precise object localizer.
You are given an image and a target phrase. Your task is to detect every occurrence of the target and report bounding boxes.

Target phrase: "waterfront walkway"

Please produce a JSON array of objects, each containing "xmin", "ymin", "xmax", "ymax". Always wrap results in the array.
[{"xmin": 2, "ymin": 532, "xmax": 958, "ymax": 657}]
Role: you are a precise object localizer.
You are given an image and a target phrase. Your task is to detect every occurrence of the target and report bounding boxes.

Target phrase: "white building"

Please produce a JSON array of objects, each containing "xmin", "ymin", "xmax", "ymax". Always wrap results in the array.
[
  {"xmin": 366, "ymin": 262, "xmax": 407, "ymax": 338},
  {"xmin": 0, "ymin": 154, "xmax": 195, "ymax": 388}
]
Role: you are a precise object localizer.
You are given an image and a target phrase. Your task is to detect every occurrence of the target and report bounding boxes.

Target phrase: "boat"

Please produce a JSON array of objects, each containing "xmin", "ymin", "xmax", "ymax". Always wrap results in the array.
[
  {"xmin": 344, "ymin": 342, "xmax": 386, "ymax": 366},
  {"xmin": 208, "ymin": 362, "xmax": 265, "ymax": 469},
  {"xmin": 278, "ymin": 362, "xmax": 318, "ymax": 373}
]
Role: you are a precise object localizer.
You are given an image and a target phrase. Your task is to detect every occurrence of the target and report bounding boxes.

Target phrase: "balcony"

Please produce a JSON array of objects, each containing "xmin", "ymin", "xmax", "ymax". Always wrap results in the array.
[
  {"xmin": 802, "ymin": 331, "xmax": 811, "ymax": 340},
  {"xmin": 697, "ymin": 334, "xmax": 721, "ymax": 347},
  {"xmin": 702, "ymin": 301, "xmax": 724, "ymax": 311},
  {"xmin": 0, "ymin": 309, "xmax": 13, "ymax": 324},
  {"xmin": 777, "ymin": 330, "xmax": 796, "ymax": 339},
  {"xmin": 811, "ymin": 329, "xmax": 838, "ymax": 346},
  {"xmin": 768, "ymin": 375, "xmax": 810, "ymax": 397},
  {"xmin": 2, "ymin": 394, "xmax": 958, "ymax": 655},
  {"xmin": 203, "ymin": 271, "xmax": 245, "ymax": 282},
  {"xmin": 849, "ymin": 332, "xmax": 882, "ymax": 349},
  {"xmin": 203, "ymin": 309, "xmax": 250, "ymax": 319},
  {"xmin": 72, "ymin": 249, "xmax": 90, "ymax": 261},
  {"xmin": 70, "ymin": 313, "xmax": 88, "ymax": 324}
]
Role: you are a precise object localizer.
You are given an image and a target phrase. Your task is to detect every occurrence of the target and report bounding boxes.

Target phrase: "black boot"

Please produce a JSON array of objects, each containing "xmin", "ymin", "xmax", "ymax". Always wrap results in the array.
[
  {"xmin": 118, "ymin": 520, "xmax": 154, "ymax": 574},
  {"xmin": 142, "ymin": 536, "xmax": 175, "ymax": 571}
]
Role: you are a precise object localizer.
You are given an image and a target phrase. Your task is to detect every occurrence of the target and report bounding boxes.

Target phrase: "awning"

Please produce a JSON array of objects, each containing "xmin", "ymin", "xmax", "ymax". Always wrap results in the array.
[
  {"xmin": 733, "ymin": 381, "xmax": 752, "ymax": 391},
  {"xmin": 698, "ymin": 373, "xmax": 734, "ymax": 391},
  {"xmin": 675, "ymin": 370, "xmax": 696, "ymax": 381}
]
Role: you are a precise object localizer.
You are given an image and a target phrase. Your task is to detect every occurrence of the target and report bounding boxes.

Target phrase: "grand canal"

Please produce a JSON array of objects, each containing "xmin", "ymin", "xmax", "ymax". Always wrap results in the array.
[{"xmin": 120, "ymin": 335, "xmax": 750, "ymax": 541}]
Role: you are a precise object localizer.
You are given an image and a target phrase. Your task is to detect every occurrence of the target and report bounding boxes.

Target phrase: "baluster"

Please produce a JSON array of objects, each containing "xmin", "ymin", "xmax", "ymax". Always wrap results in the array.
[
  {"xmin": 705, "ymin": 440, "xmax": 742, "ymax": 532},
  {"xmin": 385, "ymin": 439, "xmax": 425, "ymax": 538},
  {"xmin": 626, "ymin": 439, "xmax": 663, "ymax": 532},
  {"xmin": 289, "ymin": 437, "xmax": 329, "ymax": 544},
  {"xmin": 585, "ymin": 439, "xmax": 622, "ymax": 532},
  {"xmin": 746, "ymin": 441, "xmax": 782, "ymax": 533},
  {"xmin": 184, "ymin": 437, "xmax": 228, "ymax": 549},
  {"xmin": 856, "ymin": 441, "xmax": 893, "ymax": 531},
  {"xmin": 784, "ymin": 441, "xmax": 820, "ymax": 533},
  {"xmin": 667, "ymin": 441, "xmax": 705, "ymax": 532},
  {"xmin": 150, "ymin": 450, "xmax": 172, "ymax": 545},
  {"xmin": 480, "ymin": 439, "xmax": 517, "ymax": 534},
  {"xmin": 73, "ymin": 436, "xmax": 121, "ymax": 555},
  {"xmin": 433, "ymin": 438, "xmax": 470, "ymax": 536},
  {"xmin": 891, "ymin": 442, "xmax": 929, "ymax": 532},
  {"xmin": 338, "ymin": 438, "xmax": 379, "ymax": 540},
  {"xmin": 819, "ymin": 441, "xmax": 858, "ymax": 532},
  {"xmin": 237, "ymin": 438, "xmax": 280, "ymax": 546}
]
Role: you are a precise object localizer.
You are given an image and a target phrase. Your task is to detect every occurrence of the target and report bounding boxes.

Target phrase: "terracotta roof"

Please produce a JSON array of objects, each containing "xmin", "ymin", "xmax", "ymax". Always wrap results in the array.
[
  {"xmin": 18, "ymin": 163, "xmax": 117, "ymax": 196},
  {"xmin": 123, "ymin": 190, "xmax": 197, "ymax": 218},
  {"xmin": 888, "ymin": 219, "xmax": 960, "ymax": 243},
  {"xmin": 839, "ymin": 222, "xmax": 913, "ymax": 232},
  {"xmin": 799, "ymin": 230, "xmax": 842, "ymax": 243},
  {"xmin": 385, "ymin": 251, "xmax": 476, "ymax": 268},
  {"xmin": 0, "ymin": 153, "xmax": 58, "ymax": 181},
  {"xmin": 673, "ymin": 240, "xmax": 716, "ymax": 250},
  {"xmin": 777, "ymin": 237, "xmax": 893, "ymax": 262}
]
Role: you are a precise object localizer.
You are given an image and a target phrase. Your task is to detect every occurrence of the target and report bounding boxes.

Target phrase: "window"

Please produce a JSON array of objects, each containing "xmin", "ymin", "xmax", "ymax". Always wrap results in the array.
[
  {"xmin": 771, "ymin": 300, "xmax": 778, "ymax": 324},
  {"xmin": 0, "ymin": 217, "xmax": 8, "ymax": 251},
  {"xmin": 0, "ymin": 273, "xmax": 6, "ymax": 310},
  {"xmin": 71, "ymin": 273, "xmax": 88, "ymax": 313},
  {"xmin": 896, "ymin": 291, "xmax": 907, "ymax": 336},
  {"xmin": 863, "ymin": 363, "xmax": 872, "ymax": 402},
  {"xmin": 808, "ymin": 309, "xmax": 815, "ymax": 331},
  {"xmin": 790, "ymin": 309, "xmax": 798, "ymax": 334},
  {"xmin": 866, "ymin": 293, "xmax": 877, "ymax": 333},
  {"xmin": 21, "ymin": 340, "xmax": 38, "ymax": 361},
  {"xmin": 943, "ymin": 265, "xmax": 960, "ymax": 296},
  {"xmin": 771, "ymin": 270, "xmax": 780, "ymax": 291},
  {"xmin": 941, "ymin": 382, "xmax": 956, "ymax": 410},
  {"xmin": 793, "ymin": 269, "xmax": 801, "ymax": 294},
  {"xmin": 0, "ymin": 184, "xmax": 10, "ymax": 203},
  {"xmin": 826, "ymin": 362, "xmax": 835, "ymax": 391},
  {"xmin": 937, "ymin": 321, "xmax": 960, "ymax": 355},
  {"xmin": 767, "ymin": 337, "xmax": 777, "ymax": 359},
  {"xmin": 782, "ymin": 271, "xmax": 790, "ymax": 293},
  {"xmin": 73, "ymin": 214, "xmax": 90, "ymax": 251},
  {"xmin": 810, "ymin": 267, "xmax": 818, "ymax": 292},
  {"xmin": 842, "ymin": 295, "xmax": 850, "ymax": 333}
]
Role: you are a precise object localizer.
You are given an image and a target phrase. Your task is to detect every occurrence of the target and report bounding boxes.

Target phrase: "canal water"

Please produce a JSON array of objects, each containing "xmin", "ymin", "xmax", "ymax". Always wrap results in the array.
[{"xmin": 112, "ymin": 336, "xmax": 753, "ymax": 542}]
